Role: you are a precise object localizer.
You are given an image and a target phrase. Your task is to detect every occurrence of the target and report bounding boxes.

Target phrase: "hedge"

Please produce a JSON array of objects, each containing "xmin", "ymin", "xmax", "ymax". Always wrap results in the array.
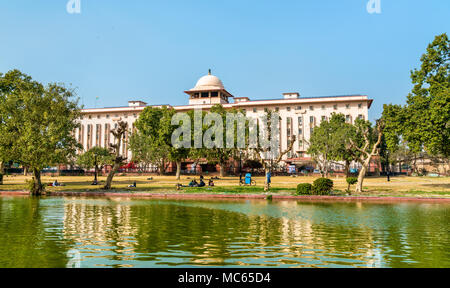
[
  {"xmin": 312, "ymin": 178, "xmax": 334, "ymax": 195},
  {"xmin": 297, "ymin": 183, "xmax": 313, "ymax": 195}
]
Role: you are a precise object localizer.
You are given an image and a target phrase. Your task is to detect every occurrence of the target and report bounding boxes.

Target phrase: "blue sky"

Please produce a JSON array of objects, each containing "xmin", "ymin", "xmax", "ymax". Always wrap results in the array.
[{"xmin": 0, "ymin": 0, "xmax": 448, "ymax": 121}]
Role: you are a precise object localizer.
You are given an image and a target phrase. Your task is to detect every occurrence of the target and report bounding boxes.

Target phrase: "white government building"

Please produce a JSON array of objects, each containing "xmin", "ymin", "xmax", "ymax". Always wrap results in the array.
[{"xmin": 76, "ymin": 71, "xmax": 372, "ymax": 173}]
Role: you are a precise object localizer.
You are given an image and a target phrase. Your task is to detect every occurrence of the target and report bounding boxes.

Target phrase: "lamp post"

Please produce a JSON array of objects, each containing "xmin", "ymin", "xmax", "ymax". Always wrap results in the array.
[{"xmin": 94, "ymin": 152, "xmax": 98, "ymax": 184}]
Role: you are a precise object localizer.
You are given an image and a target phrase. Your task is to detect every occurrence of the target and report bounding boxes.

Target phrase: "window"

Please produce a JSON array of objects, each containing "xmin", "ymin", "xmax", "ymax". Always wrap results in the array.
[
  {"xmin": 358, "ymin": 114, "xmax": 364, "ymax": 120},
  {"xmin": 88, "ymin": 115, "xmax": 92, "ymax": 119},
  {"xmin": 321, "ymin": 105, "xmax": 325, "ymax": 110},
  {"xmin": 97, "ymin": 115, "xmax": 101, "ymax": 119},
  {"xmin": 298, "ymin": 116, "xmax": 303, "ymax": 125},
  {"xmin": 287, "ymin": 107, "xmax": 291, "ymax": 112},
  {"xmin": 310, "ymin": 116, "xmax": 315, "ymax": 123},
  {"xmin": 296, "ymin": 106, "xmax": 302, "ymax": 110},
  {"xmin": 134, "ymin": 114, "xmax": 137, "ymax": 118},
  {"xmin": 298, "ymin": 128, "xmax": 303, "ymax": 135},
  {"xmin": 211, "ymin": 92, "xmax": 218, "ymax": 97},
  {"xmin": 298, "ymin": 139, "xmax": 303, "ymax": 149},
  {"xmin": 346, "ymin": 104, "xmax": 350, "ymax": 109},
  {"xmin": 264, "ymin": 108, "xmax": 269, "ymax": 113},
  {"xmin": 333, "ymin": 104, "xmax": 338, "ymax": 110},
  {"xmin": 358, "ymin": 103, "xmax": 363, "ymax": 109},
  {"xmin": 309, "ymin": 106, "xmax": 314, "ymax": 111},
  {"xmin": 104, "ymin": 124, "xmax": 110, "ymax": 148},
  {"xmin": 106, "ymin": 115, "xmax": 110, "ymax": 119},
  {"xmin": 242, "ymin": 109, "xmax": 246, "ymax": 114},
  {"xmin": 322, "ymin": 116, "xmax": 327, "ymax": 121},
  {"xmin": 124, "ymin": 114, "xmax": 128, "ymax": 119},
  {"xmin": 346, "ymin": 115, "xmax": 351, "ymax": 123},
  {"xmin": 253, "ymin": 108, "xmax": 257, "ymax": 113},
  {"xmin": 310, "ymin": 128, "xmax": 314, "ymax": 135},
  {"xmin": 201, "ymin": 92, "xmax": 209, "ymax": 98}
]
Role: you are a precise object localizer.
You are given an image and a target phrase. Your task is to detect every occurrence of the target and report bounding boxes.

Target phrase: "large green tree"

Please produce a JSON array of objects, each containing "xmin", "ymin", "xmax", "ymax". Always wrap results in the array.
[
  {"xmin": 0, "ymin": 70, "xmax": 80, "ymax": 195},
  {"xmin": 383, "ymin": 33, "xmax": 449, "ymax": 159},
  {"xmin": 249, "ymin": 110, "xmax": 296, "ymax": 191},
  {"xmin": 131, "ymin": 106, "xmax": 189, "ymax": 179},
  {"xmin": 307, "ymin": 113, "xmax": 357, "ymax": 177},
  {"xmin": 191, "ymin": 104, "xmax": 242, "ymax": 177}
]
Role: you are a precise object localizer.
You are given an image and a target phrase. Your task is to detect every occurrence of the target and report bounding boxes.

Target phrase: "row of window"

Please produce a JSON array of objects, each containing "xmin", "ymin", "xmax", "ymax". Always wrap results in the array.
[
  {"xmin": 77, "ymin": 123, "xmax": 128, "ymax": 156},
  {"xmin": 191, "ymin": 92, "xmax": 227, "ymax": 99},
  {"xmin": 82, "ymin": 113, "xmax": 138, "ymax": 120},
  {"xmin": 245, "ymin": 103, "xmax": 365, "ymax": 114}
]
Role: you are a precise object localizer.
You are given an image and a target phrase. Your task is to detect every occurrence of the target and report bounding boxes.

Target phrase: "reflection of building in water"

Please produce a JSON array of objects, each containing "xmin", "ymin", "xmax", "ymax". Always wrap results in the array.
[
  {"xmin": 63, "ymin": 198, "xmax": 138, "ymax": 258},
  {"xmin": 61, "ymin": 199, "xmax": 383, "ymax": 267}
]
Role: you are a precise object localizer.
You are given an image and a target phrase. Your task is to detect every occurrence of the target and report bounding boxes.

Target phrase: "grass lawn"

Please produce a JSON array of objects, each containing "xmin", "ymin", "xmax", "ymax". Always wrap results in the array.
[{"xmin": 1, "ymin": 174, "xmax": 449, "ymax": 198}]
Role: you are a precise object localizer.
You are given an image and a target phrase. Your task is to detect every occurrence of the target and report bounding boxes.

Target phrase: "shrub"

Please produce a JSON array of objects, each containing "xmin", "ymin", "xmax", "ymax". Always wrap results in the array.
[
  {"xmin": 312, "ymin": 178, "xmax": 333, "ymax": 195},
  {"xmin": 297, "ymin": 183, "xmax": 313, "ymax": 195},
  {"xmin": 346, "ymin": 177, "xmax": 358, "ymax": 194}
]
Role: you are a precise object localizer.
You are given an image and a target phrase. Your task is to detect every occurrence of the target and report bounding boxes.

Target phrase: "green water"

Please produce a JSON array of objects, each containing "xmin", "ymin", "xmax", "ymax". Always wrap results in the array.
[{"xmin": 0, "ymin": 196, "xmax": 448, "ymax": 268}]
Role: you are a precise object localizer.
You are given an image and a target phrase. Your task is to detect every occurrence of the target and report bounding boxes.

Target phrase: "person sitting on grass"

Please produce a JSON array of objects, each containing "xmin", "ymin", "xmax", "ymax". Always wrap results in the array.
[
  {"xmin": 208, "ymin": 179, "xmax": 215, "ymax": 187},
  {"xmin": 188, "ymin": 179, "xmax": 198, "ymax": 187},
  {"xmin": 128, "ymin": 181, "xmax": 137, "ymax": 188},
  {"xmin": 198, "ymin": 179, "xmax": 206, "ymax": 187},
  {"xmin": 52, "ymin": 180, "xmax": 65, "ymax": 187}
]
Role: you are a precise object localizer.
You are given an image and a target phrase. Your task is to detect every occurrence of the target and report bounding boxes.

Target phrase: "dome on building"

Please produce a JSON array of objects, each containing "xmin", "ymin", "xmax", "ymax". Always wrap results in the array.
[{"xmin": 190, "ymin": 70, "xmax": 224, "ymax": 91}]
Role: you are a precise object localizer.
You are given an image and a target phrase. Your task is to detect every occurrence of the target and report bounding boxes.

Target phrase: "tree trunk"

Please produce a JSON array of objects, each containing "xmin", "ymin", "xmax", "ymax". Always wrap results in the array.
[
  {"xmin": 31, "ymin": 168, "xmax": 44, "ymax": 196},
  {"xmin": 345, "ymin": 160, "xmax": 350, "ymax": 178},
  {"xmin": 104, "ymin": 163, "xmax": 119, "ymax": 190},
  {"xmin": 23, "ymin": 166, "xmax": 28, "ymax": 176},
  {"xmin": 355, "ymin": 162, "xmax": 368, "ymax": 194},
  {"xmin": 219, "ymin": 163, "xmax": 225, "ymax": 178},
  {"xmin": 176, "ymin": 161, "xmax": 182, "ymax": 180},
  {"xmin": 0, "ymin": 162, "xmax": 3, "ymax": 185}
]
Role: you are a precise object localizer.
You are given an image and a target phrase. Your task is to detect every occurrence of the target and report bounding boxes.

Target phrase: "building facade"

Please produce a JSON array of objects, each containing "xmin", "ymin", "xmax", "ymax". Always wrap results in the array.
[{"xmin": 76, "ymin": 71, "xmax": 373, "ymax": 172}]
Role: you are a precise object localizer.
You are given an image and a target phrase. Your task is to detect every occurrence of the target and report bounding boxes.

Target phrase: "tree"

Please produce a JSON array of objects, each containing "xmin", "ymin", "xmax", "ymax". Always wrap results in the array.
[
  {"xmin": 307, "ymin": 113, "xmax": 357, "ymax": 177},
  {"xmin": 0, "ymin": 70, "xmax": 80, "ymax": 195},
  {"xmin": 249, "ymin": 110, "xmax": 296, "ymax": 191},
  {"xmin": 104, "ymin": 121, "xmax": 128, "ymax": 190},
  {"xmin": 192, "ymin": 104, "xmax": 242, "ymax": 177},
  {"xmin": 383, "ymin": 34, "xmax": 449, "ymax": 159},
  {"xmin": 76, "ymin": 147, "xmax": 112, "ymax": 183},
  {"xmin": 348, "ymin": 119, "xmax": 384, "ymax": 194},
  {"xmin": 131, "ymin": 106, "xmax": 190, "ymax": 179}
]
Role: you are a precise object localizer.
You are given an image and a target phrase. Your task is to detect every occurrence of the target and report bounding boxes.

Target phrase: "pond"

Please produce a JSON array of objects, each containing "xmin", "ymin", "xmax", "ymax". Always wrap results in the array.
[{"xmin": 0, "ymin": 196, "xmax": 448, "ymax": 268}]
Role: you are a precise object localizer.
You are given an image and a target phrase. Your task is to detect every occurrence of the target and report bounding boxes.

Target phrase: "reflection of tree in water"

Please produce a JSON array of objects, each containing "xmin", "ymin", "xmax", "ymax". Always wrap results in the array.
[
  {"xmin": 59, "ymin": 198, "xmax": 450, "ymax": 267},
  {"xmin": 0, "ymin": 197, "xmax": 72, "ymax": 268}
]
